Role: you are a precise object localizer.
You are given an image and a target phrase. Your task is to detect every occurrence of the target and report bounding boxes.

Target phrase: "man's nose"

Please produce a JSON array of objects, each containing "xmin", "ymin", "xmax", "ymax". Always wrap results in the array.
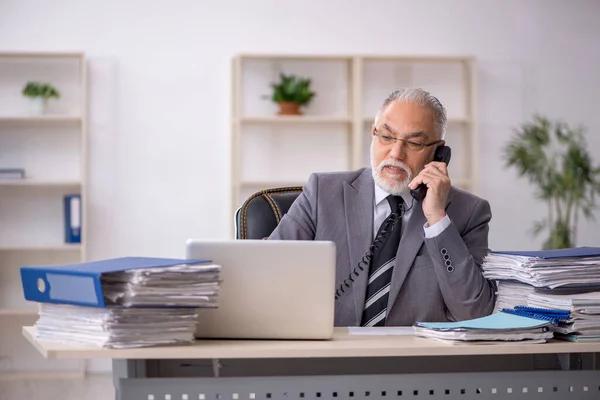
[{"xmin": 389, "ymin": 140, "xmax": 407, "ymax": 160}]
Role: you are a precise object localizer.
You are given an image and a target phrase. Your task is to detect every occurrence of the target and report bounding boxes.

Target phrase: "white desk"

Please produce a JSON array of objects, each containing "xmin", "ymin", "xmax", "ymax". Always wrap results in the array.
[{"xmin": 23, "ymin": 327, "xmax": 600, "ymax": 400}]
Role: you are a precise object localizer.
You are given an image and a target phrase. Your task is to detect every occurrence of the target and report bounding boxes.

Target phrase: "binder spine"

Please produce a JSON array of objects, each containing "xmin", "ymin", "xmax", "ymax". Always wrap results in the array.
[
  {"xmin": 20, "ymin": 268, "xmax": 105, "ymax": 307},
  {"xmin": 64, "ymin": 194, "xmax": 82, "ymax": 243}
]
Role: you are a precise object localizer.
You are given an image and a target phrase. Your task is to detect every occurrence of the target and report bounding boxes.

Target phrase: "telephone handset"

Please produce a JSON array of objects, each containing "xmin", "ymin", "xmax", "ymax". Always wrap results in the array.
[
  {"xmin": 334, "ymin": 145, "xmax": 451, "ymax": 301},
  {"xmin": 409, "ymin": 145, "xmax": 452, "ymax": 202}
]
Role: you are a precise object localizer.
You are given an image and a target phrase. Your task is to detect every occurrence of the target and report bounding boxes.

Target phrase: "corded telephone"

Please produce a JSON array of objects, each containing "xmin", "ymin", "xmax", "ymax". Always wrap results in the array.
[
  {"xmin": 334, "ymin": 145, "xmax": 451, "ymax": 301},
  {"xmin": 409, "ymin": 145, "xmax": 452, "ymax": 202},
  {"xmin": 334, "ymin": 207, "xmax": 403, "ymax": 300}
]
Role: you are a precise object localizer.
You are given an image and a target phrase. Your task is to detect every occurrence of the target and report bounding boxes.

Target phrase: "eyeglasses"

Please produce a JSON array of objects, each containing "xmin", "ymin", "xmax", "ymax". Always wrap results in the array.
[{"xmin": 373, "ymin": 127, "xmax": 443, "ymax": 152}]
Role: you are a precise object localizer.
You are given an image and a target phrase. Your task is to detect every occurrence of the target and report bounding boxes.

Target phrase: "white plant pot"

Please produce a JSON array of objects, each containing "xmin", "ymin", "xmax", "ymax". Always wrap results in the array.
[{"xmin": 28, "ymin": 97, "xmax": 47, "ymax": 115}]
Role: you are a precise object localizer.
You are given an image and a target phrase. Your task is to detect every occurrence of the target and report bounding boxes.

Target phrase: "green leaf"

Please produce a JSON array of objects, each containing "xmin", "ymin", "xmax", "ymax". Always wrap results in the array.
[
  {"xmin": 504, "ymin": 114, "xmax": 600, "ymax": 249},
  {"xmin": 21, "ymin": 81, "xmax": 60, "ymax": 99},
  {"xmin": 265, "ymin": 74, "xmax": 316, "ymax": 106}
]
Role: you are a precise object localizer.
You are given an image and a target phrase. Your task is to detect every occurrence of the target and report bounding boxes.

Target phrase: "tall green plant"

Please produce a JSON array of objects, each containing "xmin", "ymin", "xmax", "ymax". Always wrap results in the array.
[{"xmin": 504, "ymin": 114, "xmax": 600, "ymax": 249}]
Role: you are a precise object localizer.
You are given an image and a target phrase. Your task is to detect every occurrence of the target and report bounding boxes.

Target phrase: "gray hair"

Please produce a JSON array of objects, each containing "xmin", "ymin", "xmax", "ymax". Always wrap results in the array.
[{"xmin": 374, "ymin": 88, "xmax": 447, "ymax": 139}]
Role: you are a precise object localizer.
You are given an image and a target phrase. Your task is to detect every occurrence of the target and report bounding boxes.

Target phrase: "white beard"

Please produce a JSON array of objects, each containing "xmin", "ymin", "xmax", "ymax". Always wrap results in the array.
[{"xmin": 370, "ymin": 142, "xmax": 413, "ymax": 196}]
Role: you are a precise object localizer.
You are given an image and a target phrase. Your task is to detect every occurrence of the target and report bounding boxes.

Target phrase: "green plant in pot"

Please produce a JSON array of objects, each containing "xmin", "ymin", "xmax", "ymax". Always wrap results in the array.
[
  {"xmin": 504, "ymin": 114, "xmax": 600, "ymax": 249},
  {"xmin": 21, "ymin": 81, "xmax": 60, "ymax": 115},
  {"xmin": 269, "ymin": 73, "xmax": 315, "ymax": 115}
]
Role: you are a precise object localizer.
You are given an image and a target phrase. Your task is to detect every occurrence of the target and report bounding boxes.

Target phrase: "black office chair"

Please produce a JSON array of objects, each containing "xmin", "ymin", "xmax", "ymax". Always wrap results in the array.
[{"xmin": 235, "ymin": 186, "xmax": 303, "ymax": 239}]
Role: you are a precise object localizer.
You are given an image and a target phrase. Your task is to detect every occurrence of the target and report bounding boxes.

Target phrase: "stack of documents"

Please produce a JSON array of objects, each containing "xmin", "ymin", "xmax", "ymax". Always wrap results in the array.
[
  {"xmin": 20, "ymin": 257, "xmax": 221, "ymax": 348},
  {"xmin": 101, "ymin": 262, "xmax": 221, "ymax": 307},
  {"xmin": 527, "ymin": 292, "xmax": 600, "ymax": 342},
  {"xmin": 35, "ymin": 304, "xmax": 200, "ymax": 348},
  {"xmin": 482, "ymin": 247, "xmax": 600, "ymax": 289},
  {"xmin": 481, "ymin": 247, "xmax": 600, "ymax": 342},
  {"xmin": 494, "ymin": 281, "xmax": 534, "ymax": 312},
  {"xmin": 413, "ymin": 312, "xmax": 554, "ymax": 344}
]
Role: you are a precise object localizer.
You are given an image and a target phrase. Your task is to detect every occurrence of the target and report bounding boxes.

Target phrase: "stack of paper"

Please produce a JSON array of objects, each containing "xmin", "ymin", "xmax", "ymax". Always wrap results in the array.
[
  {"xmin": 21, "ymin": 257, "xmax": 221, "ymax": 348},
  {"xmin": 481, "ymin": 247, "xmax": 600, "ymax": 342},
  {"xmin": 482, "ymin": 247, "xmax": 600, "ymax": 289},
  {"xmin": 528, "ymin": 292, "xmax": 600, "ymax": 342},
  {"xmin": 413, "ymin": 312, "xmax": 554, "ymax": 344},
  {"xmin": 528, "ymin": 291, "xmax": 600, "ymax": 316},
  {"xmin": 494, "ymin": 281, "xmax": 534, "ymax": 312},
  {"xmin": 35, "ymin": 304, "xmax": 200, "ymax": 348},
  {"xmin": 101, "ymin": 263, "xmax": 221, "ymax": 307}
]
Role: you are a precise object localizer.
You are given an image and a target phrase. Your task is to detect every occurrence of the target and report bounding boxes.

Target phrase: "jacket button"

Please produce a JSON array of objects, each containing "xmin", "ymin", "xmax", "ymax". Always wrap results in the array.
[
  {"xmin": 441, "ymin": 248, "xmax": 448, "ymax": 255},
  {"xmin": 447, "ymin": 265, "xmax": 454, "ymax": 272},
  {"xmin": 443, "ymin": 254, "xmax": 450, "ymax": 261},
  {"xmin": 445, "ymin": 260, "xmax": 452, "ymax": 267}
]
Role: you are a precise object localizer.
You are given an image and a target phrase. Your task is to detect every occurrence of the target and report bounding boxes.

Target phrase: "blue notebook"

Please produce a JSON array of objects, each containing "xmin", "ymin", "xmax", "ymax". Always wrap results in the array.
[
  {"xmin": 415, "ymin": 312, "xmax": 552, "ymax": 331},
  {"xmin": 20, "ymin": 257, "xmax": 210, "ymax": 307},
  {"xmin": 492, "ymin": 247, "xmax": 600, "ymax": 259}
]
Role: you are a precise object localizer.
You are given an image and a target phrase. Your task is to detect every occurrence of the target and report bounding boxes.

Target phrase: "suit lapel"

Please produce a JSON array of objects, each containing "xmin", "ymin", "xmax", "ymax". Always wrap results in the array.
[
  {"xmin": 343, "ymin": 169, "xmax": 374, "ymax": 325},
  {"xmin": 387, "ymin": 192, "xmax": 454, "ymax": 314}
]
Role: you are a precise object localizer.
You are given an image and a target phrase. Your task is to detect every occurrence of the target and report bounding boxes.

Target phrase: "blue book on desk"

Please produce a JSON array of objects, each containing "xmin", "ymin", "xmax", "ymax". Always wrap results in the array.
[{"xmin": 20, "ymin": 257, "xmax": 210, "ymax": 307}]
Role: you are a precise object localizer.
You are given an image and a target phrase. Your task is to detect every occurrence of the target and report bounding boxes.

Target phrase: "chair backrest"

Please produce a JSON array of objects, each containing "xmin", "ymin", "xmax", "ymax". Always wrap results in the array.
[{"xmin": 235, "ymin": 187, "xmax": 303, "ymax": 239}]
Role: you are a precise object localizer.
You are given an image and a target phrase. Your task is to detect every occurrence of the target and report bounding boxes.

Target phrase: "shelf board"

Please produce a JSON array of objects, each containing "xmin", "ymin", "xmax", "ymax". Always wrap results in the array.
[
  {"xmin": 241, "ymin": 180, "xmax": 306, "ymax": 188},
  {"xmin": 239, "ymin": 116, "xmax": 351, "ymax": 124},
  {"xmin": 0, "ymin": 180, "xmax": 81, "ymax": 188},
  {"xmin": 362, "ymin": 117, "xmax": 471, "ymax": 124},
  {"xmin": 0, "ymin": 115, "xmax": 82, "ymax": 125},
  {"xmin": 0, "ymin": 52, "xmax": 84, "ymax": 59},
  {"xmin": 360, "ymin": 55, "xmax": 473, "ymax": 63},
  {"xmin": 242, "ymin": 180, "xmax": 468, "ymax": 189},
  {"xmin": 238, "ymin": 54, "xmax": 353, "ymax": 61},
  {"xmin": 0, "ymin": 244, "xmax": 82, "ymax": 252}
]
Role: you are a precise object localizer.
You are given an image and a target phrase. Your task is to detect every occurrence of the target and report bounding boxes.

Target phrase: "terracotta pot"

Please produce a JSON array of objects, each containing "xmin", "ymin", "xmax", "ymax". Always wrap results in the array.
[{"xmin": 278, "ymin": 102, "xmax": 302, "ymax": 116}]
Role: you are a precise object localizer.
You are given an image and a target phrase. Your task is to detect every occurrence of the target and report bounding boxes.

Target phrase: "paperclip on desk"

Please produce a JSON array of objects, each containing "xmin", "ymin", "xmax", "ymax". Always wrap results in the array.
[{"xmin": 23, "ymin": 327, "xmax": 600, "ymax": 400}]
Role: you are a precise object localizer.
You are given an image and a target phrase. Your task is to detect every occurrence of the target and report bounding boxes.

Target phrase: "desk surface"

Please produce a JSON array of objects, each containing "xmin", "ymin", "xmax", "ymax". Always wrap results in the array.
[{"xmin": 22, "ymin": 327, "xmax": 600, "ymax": 360}]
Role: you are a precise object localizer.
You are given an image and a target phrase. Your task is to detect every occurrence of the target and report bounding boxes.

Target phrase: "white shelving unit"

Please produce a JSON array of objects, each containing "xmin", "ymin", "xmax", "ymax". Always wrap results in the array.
[
  {"xmin": 230, "ymin": 54, "xmax": 477, "ymax": 230},
  {"xmin": 0, "ymin": 52, "xmax": 88, "ymax": 379}
]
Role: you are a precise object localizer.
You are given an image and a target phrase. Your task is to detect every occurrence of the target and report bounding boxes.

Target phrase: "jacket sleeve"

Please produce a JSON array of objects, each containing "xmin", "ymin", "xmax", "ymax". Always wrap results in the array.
[
  {"xmin": 268, "ymin": 173, "xmax": 318, "ymax": 240},
  {"xmin": 423, "ymin": 198, "xmax": 496, "ymax": 321}
]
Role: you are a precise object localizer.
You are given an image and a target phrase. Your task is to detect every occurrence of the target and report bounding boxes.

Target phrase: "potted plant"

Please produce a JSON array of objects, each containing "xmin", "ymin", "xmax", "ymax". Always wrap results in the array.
[
  {"xmin": 21, "ymin": 81, "xmax": 60, "ymax": 115},
  {"xmin": 269, "ymin": 73, "xmax": 315, "ymax": 115},
  {"xmin": 504, "ymin": 114, "xmax": 600, "ymax": 249}
]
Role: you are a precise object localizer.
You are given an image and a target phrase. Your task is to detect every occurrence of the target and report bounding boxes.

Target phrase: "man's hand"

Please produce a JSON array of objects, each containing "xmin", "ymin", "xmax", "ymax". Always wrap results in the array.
[{"xmin": 408, "ymin": 161, "xmax": 451, "ymax": 225}]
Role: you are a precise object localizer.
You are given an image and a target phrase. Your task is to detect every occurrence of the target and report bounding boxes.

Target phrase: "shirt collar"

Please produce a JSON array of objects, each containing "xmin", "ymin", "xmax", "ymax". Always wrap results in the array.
[{"xmin": 374, "ymin": 182, "xmax": 412, "ymax": 209}]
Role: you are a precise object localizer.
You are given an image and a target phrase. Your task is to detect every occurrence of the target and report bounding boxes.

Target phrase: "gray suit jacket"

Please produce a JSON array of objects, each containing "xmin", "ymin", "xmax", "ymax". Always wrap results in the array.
[{"xmin": 268, "ymin": 168, "xmax": 496, "ymax": 326}]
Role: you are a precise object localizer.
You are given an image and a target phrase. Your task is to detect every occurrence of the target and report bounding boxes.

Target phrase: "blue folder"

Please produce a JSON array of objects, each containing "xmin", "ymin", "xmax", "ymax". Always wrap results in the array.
[
  {"xmin": 64, "ymin": 194, "xmax": 82, "ymax": 243},
  {"xmin": 492, "ymin": 247, "xmax": 600, "ymax": 259},
  {"xmin": 415, "ymin": 312, "xmax": 552, "ymax": 331},
  {"xmin": 20, "ymin": 257, "xmax": 210, "ymax": 307}
]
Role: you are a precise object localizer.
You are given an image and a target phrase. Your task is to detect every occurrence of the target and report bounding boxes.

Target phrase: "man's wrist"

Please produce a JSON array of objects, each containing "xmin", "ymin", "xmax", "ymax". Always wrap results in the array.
[{"xmin": 427, "ymin": 212, "xmax": 447, "ymax": 226}]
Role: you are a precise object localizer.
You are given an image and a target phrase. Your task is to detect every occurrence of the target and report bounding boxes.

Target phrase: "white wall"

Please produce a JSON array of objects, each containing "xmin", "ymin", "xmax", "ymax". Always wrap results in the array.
[{"xmin": 1, "ymin": 0, "xmax": 600, "ymax": 372}]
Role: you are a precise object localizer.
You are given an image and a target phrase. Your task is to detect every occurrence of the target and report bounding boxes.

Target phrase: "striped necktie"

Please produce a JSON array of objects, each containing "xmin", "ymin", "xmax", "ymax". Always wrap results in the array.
[{"xmin": 361, "ymin": 195, "xmax": 404, "ymax": 327}]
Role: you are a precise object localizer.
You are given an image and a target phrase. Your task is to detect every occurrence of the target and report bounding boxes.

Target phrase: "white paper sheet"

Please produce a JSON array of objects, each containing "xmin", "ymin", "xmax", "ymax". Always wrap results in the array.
[{"xmin": 348, "ymin": 327, "xmax": 415, "ymax": 336}]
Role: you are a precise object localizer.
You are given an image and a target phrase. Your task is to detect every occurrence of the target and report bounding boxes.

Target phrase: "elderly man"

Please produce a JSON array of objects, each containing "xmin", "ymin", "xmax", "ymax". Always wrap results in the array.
[{"xmin": 269, "ymin": 88, "xmax": 495, "ymax": 327}]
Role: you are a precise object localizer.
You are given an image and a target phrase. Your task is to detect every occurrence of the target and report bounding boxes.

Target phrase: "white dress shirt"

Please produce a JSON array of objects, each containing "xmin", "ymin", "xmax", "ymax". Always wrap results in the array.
[{"xmin": 373, "ymin": 184, "xmax": 450, "ymax": 239}]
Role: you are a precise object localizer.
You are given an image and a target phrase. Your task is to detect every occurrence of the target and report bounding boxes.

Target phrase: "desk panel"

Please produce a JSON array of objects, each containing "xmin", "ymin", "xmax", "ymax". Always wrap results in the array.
[{"xmin": 117, "ymin": 371, "xmax": 600, "ymax": 400}]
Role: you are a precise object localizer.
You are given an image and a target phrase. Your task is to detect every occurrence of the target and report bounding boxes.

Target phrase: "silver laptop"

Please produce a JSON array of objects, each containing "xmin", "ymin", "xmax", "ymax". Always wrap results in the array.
[{"xmin": 185, "ymin": 239, "xmax": 336, "ymax": 340}]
